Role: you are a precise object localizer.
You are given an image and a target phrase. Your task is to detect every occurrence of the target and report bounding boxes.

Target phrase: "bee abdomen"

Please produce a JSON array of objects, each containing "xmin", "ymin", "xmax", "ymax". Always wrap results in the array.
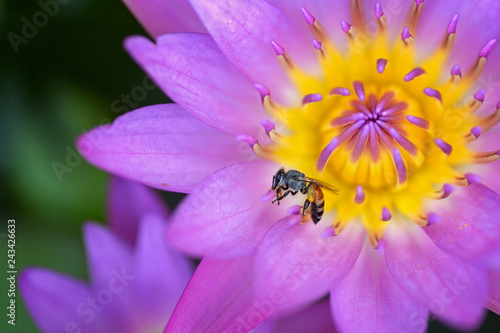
[{"xmin": 311, "ymin": 200, "xmax": 325, "ymax": 224}]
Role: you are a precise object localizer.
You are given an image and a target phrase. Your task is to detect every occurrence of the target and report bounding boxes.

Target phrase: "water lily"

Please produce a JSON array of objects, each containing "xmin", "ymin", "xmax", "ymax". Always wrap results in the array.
[
  {"xmin": 20, "ymin": 177, "xmax": 193, "ymax": 333},
  {"xmin": 79, "ymin": 0, "xmax": 500, "ymax": 332}
]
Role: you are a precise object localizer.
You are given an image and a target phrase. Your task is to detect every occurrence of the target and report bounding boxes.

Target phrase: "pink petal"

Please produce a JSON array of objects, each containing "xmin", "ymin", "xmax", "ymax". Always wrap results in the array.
[
  {"xmin": 83, "ymin": 222, "xmax": 133, "ymax": 287},
  {"xmin": 418, "ymin": 1, "xmax": 500, "ymax": 63},
  {"xmin": 470, "ymin": 128, "xmax": 500, "ymax": 194},
  {"xmin": 271, "ymin": 299, "xmax": 336, "ymax": 333},
  {"xmin": 132, "ymin": 214, "xmax": 193, "ymax": 323},
  {"xmin": 77, "ymin": 104, "xmax": 246, "ymax": 193},
  {"xmin": 416, "ymin": 1, "xmax": 500, "ymax": 111},
  {"xmin": 122, "ymin": 0, "xmax": 207, "ymax": 38},
  {"xmin": 124, "ymin": 34, "xmax": 265, "ymax": 136},
  {"xmin": 107, "ymin": 176, "xmax": 169, "ymax": 245},
  {"xmin": 168, "ymin": 161, "xmax": 286, "ymax": 258},
  {"xmin": 487, "ymin": 269, "xmax": 500, "ymax": 315},
  {"xmin": 165, "ymin": 256, "xmax": 273, "ymax": 332},
  {"xmin": 385, "ymin": 222, "xmax": 488, "ymax": 331},
  {"xmin": 255, "ymin": 219, "xmax": 365, "ymax": 311},
  {"xmin": 266, "ymin": 0, "xmax": 351, "ymax": 42},
  {"xmin": 189, "ymin": 0, "xmax": 316, "ymax": 103},
  {"xmin": 425, "ymin": 183, "xmax": 500, "ymax": 261},
  {"xmin": 331, "ymin": 240, "xmax": 428, "ymax": 333},
  {"xmin": 19, "ymin": 268, "xmax": 93, "ymax": 333}
]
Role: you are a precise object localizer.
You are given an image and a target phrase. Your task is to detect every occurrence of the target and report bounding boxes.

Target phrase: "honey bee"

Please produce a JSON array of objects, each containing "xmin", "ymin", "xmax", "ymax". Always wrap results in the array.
[{"xmin": 271, "ymin": 168, "xmax": 338, "ymax": 224}]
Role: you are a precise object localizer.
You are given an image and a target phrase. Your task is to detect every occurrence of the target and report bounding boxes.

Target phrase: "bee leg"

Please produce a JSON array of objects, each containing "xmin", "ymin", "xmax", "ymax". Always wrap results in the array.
[
  {"xmin": 271, "ymin": 190, "xmax": 297, "ymax": 204},
  {"xmin": 302, "ymin": 199, "xmax": 311, "ymax": 216}
]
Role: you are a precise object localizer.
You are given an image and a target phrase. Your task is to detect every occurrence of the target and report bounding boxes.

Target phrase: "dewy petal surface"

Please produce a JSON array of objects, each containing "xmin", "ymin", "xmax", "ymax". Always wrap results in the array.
[
  {"xmin": 122, "ymin": 0, "xmax": 207, "ymax": 38},
  {"xmin": 255, "ymin": 220, "xmax": 365, "ymax": 310},
  {"xmin": 107, "ymin": 176, "xmax": 169, "ymax": 245},
  {"xmin": 168, "ymin": 161, "xmax": 286, "ymax": 258},
  {"xmin": 425, "ymin": 183, "xmax": 500, "ymax": 260},
  {"xmin": 331, "ymin": 240, "xmax": 428, "ymax": 333},
  {"xmin": 125, "ymin": 34, "xmax": 265, "ymax": 136},
  {"xmin": 165, "ymin": 256, "xmax": 270, "ymax": 333},
  {"xmin": 77, "ymin": 104, "xmax": 247, "ymax": 193},
  {"xmin": 385, "ymin": 222, "xmax": 488, "ymax": 330},
  {"xmin": 189, "ymin": 0, "xmax": 316, "ymax": 103}
]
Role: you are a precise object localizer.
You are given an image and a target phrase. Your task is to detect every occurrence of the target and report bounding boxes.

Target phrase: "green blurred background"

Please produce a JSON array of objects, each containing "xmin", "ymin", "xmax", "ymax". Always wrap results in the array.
[{"xmin": 0, "ymin": 0, "xmax": 499, "ymax": 332}]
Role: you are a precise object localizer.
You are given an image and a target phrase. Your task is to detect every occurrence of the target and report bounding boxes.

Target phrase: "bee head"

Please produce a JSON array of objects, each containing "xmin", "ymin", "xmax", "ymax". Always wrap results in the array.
[{"xmin": 272, "ymin": 168, "xmax": 285, "ymax": 190}]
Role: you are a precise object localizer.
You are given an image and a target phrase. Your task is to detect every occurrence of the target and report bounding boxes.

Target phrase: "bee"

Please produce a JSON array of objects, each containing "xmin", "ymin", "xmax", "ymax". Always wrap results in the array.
[{"xmin": 271, "ymin": 168, "xmax": 338, "ymax": 224}]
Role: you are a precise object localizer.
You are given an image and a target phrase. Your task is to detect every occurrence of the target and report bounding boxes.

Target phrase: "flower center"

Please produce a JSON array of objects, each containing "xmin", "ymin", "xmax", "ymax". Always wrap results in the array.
[
  {"xmin": 318, "ymin": 84, "xmax": 423, "ymax": 190},
  {"xmin": 240, "ymin": 1, "xmax": 500, "ymax": 245}
]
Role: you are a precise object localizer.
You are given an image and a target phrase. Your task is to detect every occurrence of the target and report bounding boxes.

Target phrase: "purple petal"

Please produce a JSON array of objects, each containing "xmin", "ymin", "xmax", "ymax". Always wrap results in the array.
[
  {"xmin": 125, "ymin": 34, "xmax": 264, "ymax": 136},
  {"xmin": 255, "ymin": 220, "xmax": 365, "ymax": 311},
  {"xmin": 266, "ymin": 1, "xmax": 351, "ymax": 43},
  {"xmin": 107, "ymin": 176, "xmax": 169, "ymax": 245},
  {"xmin": 132, "ymin": 214, "xmax": 193, "ymax": 319},
  {"xmin": 487, "ymin": 269, "xmax": 500, "ymax": 315},
  {"xmin": 19, "ymin": 268, "xmax": 91, "ymax": 333},
  {"xmin": 417, "ymin": 1, "xmax": 500, "ymax": 108},
  {"xmin": 165, "ymin": 256, "xmax": 271, "ymax": 332},
  {"xmin": 83, "ymin": 222, "xmax": 133, "ymax": 287},
  {"xmin": 425, "ymin": 183, "xmax": 500, "ymax": 260},
  {"xmin": 331, "ymin": 241, "xmax": 428, "ymax": 333},
  {"xmin": 122, "ymin": 0, "xmax": 207, "ymax": 38},
  {"xmin": 168, "ymin": 161, "xmax": 286, "ymax": 258},
  {"xmin": 77, "ymin": 104, "xmax": 246, "ymax": 193},
  {"xmin": 269, "ymin": 299, "xmax": 335, "ymax": 333},
  {"xmin": 385, "ymin": 222, "xmax": 488, "ymax": 330},
  {"xmin": 188, "ymin": 0, "xmax": 315, "ymax": 103}
]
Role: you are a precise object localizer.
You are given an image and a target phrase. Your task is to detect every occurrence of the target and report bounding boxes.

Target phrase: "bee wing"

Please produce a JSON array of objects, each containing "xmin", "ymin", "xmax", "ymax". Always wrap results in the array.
[{"xmin": 303, "ymin": 177, "xmax": 339, "ymax": 194}]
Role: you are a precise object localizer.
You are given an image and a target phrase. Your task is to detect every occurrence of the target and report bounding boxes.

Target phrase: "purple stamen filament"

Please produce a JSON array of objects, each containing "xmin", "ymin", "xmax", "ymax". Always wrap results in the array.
[{"xmin": 318, "ymin": 83, "xmax": 419, "ymax": 186}]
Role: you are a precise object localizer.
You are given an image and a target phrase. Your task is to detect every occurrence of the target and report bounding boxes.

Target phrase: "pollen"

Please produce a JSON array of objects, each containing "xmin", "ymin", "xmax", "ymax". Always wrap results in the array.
[{"xmin": 249, "ymin": 1, "xmax": 499, "ymax": 245}]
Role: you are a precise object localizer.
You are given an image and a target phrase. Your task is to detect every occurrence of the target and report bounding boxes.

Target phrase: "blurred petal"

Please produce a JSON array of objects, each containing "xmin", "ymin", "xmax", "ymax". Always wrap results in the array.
[
  {"xmin": 331, "ymin": 240, "xmax": 428, "ymax": 333},
  {"xmin": 19, "ymin": 268, "xmax": 89, "ymax": 333},
  {"xmin": 385, "ymin": 222, "xmax": 488, "ymax": 331},
  {"xmin": 122, "ymin": 0, "xmax": 207, "ymax": 37},
  {"xmin": 77, "ymin": 104, "xmax": 246, "ymax": 193},
  {"xmin": 189, "ymin": 0, "xmax": 316, "ymax": 103},
  {"xmin": 83, "ymin": 222, "xmax": 133, "ymax": 286},
  {"xmin": 168, "ymin": 161, "xmax": 286, "ymax": 258},
  {"xmin": 125, "ymin": 34, "xmax": 265, "ymax": 136},
  {"xmin": 425, "ymin": 183, "xmax": 500, "ymax": 261},
  {"xmin": 255, "ymin": 220, "xmax": 365, "ymax": 310},
  {"xmin": 107, "ymin": 176, "xmax": 169, "ymax": 245},
  {"xmin": 132, "ymin": 214, "xmax": 192, "ymax": 316},
  {"xmin": 487, "ymin": 269, "xmax": 500, "ymax": 315},
  {"xmin": 165, "ymin": 256, "xmax": 272, "ymax": 333}
]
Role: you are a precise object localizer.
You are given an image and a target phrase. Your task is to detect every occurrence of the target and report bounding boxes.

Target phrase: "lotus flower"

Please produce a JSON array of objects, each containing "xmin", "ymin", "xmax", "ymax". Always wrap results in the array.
[
  {"xmin": 79, "ymin": 0, "xmax": 500, "ymax": 332},
  {"xmin": 19, "ymin": 177, "xmax": 193, "ymax": 333}
]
